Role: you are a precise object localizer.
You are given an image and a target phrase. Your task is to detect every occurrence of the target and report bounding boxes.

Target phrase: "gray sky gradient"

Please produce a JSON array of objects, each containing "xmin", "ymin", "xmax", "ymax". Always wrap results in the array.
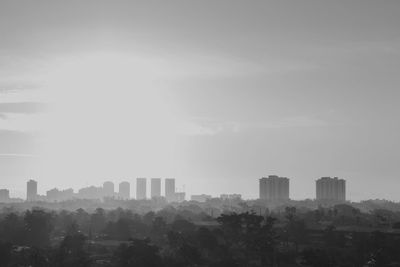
[{"xmin": 1, "ymin": 0, "xmax": 400, "ymax": 200}]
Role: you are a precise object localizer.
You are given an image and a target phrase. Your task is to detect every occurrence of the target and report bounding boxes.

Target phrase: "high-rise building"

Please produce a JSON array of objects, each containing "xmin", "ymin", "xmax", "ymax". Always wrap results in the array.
[
  {"xmin": 119, "ymin": 181, "xmax": 130, "ymax": 200},
  {"xmin": 259, "ymin": 175, "xmax": 290, "ymax": 201},
  {"xmin": 27, "ymin": 179, "xmax": 38, "ymax": 201},
  {"xmin": 103, "ymin": 181, "xmax": 114, "ymax": 197},
  {"xmin": 165, "ymin": 178, "xmax": 175, "ymax": 202},
  {"xmin": 136, "ymin": 178, "xmax": 147, "ymax": 200},
  {"xmin": 0, "ymin": 189, "xmax": 10, "ymax": 202},
  {"xmin": 151, "ymin": 178, "xmax": 161, "ymax": 198},
  {"xmin": 316, "ymin": 177, "xmax": 346, "ymax": 202}
]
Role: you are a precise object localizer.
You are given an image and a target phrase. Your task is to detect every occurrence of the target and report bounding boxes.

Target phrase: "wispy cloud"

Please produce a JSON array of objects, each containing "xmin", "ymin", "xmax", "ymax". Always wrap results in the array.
[
  {"xmin": 178, "ymin": 116, "xmax": 328, "ymax": 136},
  {"xmin": 0, "ymin": 153, "xmax": 37, "ymax": 158},
  {"xmin": 256, "ymin": 116, "xmax": 328, "ymax": 129},
  {"xmin": 0, "ymin": 113, "xmax": 50, "ymax": 132},
  {"xmin": 0, "ymin": 102, "xmax": 48, "ymax": 114},
  {"xmin": 0, "ymin": 102, "xmax": 49, "ymax": 132},
  {"xmin": 177, "ymin": 119, "xmax": 240, "ymax": 136}
]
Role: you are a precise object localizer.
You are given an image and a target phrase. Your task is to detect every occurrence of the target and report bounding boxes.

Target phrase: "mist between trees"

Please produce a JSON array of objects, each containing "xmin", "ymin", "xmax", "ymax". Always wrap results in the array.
[{"xmin": 1, "ymin": 199, "xmax": 400, "ymax": 266}]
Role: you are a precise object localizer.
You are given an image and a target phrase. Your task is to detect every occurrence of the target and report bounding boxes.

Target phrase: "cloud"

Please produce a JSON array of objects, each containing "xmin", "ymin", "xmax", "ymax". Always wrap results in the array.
[
  {"xmin": 257, "ymin": 116, "xmax": 328, "ymax": 129},
  {"xmin": 0, "ymin": 102, "xmax": 49, "ymax": 132},
  {"xmin": 0, "ymin": 81, "xmax": 39, "ymax": 94},
  {"xmin": 0, "ymin": 153, "xmax": 37, "ymax": 158},
  {"xmin": 0, "ymin": 113, "xmax": 50, "ymax": 132},
  {"xmin": 0, "ymin": 102, "xmax": 48, "ymax": 114},
  {"xmin": 177, "ymin": 120, "xmax": 239, "ymax": 136},
  {"xmin": 178, "ymin": 116, "xmax": 328, "ymax": 136}
]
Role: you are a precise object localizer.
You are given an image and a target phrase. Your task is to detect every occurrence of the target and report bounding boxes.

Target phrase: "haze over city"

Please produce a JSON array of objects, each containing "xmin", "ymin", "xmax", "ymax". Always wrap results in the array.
[{"xmin": 1, "ymin": 1, "xmax": 400, "ymax": 201}]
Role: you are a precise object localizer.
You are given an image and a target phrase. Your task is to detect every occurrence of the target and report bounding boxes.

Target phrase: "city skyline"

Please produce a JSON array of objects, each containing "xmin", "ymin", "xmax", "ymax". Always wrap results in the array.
[
  {"xmin": 1, "ymin": 174, "xmax": 348, "ymax": 203},
  {"xmin": 1, "ymin": 1, "xmax": 400, "ymax": 201},
  {"xmin": 4, "ymin": 177, "xmax": 188, "ymax": 202}
]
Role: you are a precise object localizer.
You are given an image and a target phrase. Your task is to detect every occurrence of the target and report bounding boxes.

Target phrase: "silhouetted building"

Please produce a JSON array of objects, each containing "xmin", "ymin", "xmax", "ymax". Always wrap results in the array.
[
  {"xmin": 26, "ymin": 179, "xmax": 38, "ymax": 201},
  {"xmin": 151, "ymin": 178, "xmax": 161, "ymax": 198},
  {"xmin": 119, "ymin": 181, "xmax": 130, "ymax": 200},
  {"xmin": 316, "ymin": 177, "xmax": 346, "ymax": 202},
  {"xmin": 0, "ymin": 189, "xmax": 10, "ymax": 202},
  {"xmin": 103, "ymin": 181, "xmax": 114, "ymax": 197},
  {"xmin": 191, "ymin": 194, "xmax": 212, "ymax": 202},
  {"xmin": 220, "ymin": 194, "xmax": 242, "ymax": 200},
  {"xmin": 174, "ymin": 192, "xmax": 186, "ymax": 202},
  {"xmin": 46, "ymin": 188, "xmax": 59, "ymax": 201},
  {"xmin": 165, "ymin": 178, "xmax": 175, "ymax": 202},
  {"xmin": 136, "ymin": 178, "xmax": 147, "ymax": 200},
  {"xmin": 77, "ymin": 186, "xmax": 103, "ymax": 200},
  {"xmin": 259, "ymin": 175, "xmax": 290, "ymax": 201},
  {"xmin": 46, "ymin": 188, "xmax": 74, "ymax": 202}
]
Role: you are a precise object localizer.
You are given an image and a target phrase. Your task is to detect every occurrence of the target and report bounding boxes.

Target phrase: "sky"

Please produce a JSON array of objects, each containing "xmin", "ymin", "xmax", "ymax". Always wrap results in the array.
[{"xmin": 0, "ymin": 0, "xmax": 400, "ymax": 201}]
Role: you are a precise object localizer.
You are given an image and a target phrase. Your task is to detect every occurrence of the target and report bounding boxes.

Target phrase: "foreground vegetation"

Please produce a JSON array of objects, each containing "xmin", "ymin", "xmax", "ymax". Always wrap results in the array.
[{"xmin": 1, "ymin": 203, "xmax": 400, "ymax": 266}]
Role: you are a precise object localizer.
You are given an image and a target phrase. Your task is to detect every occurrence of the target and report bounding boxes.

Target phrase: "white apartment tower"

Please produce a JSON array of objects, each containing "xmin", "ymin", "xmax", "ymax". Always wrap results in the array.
[
  {"xmin": 151, "ymin": 178, "xmax": 161, "ymax": 198},
  {"xmin": 316, "ymin": 177, "xmax": 346, "ymax": 202},
  {"xmin": 165, "ymin": 178, "xmax": 175, "ymax": 202},
  {"xmin": 136, "ymin": 178, "xmax": 147, "ymax": 200},
  {"xmin": 259, "ymin": 175, "xmax": 290, "ymax": 201},
  {"xmin": 119, "ymin": 181, "xmax": 130, "ymax": 200},
  {"xmin": 27, "ymin": 179, "xmax": 38, "ymax": 201}
]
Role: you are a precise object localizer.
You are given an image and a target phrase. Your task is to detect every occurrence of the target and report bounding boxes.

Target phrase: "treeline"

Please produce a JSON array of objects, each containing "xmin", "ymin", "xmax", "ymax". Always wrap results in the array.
[{"xmin": 1, "ymin": 206, "xmax": 400, "ymax": 266}]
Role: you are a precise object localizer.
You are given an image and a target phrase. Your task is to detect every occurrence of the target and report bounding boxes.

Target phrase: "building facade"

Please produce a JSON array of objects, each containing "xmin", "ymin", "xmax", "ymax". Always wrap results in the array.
[
  {"xmin": 119, "ymin": 181, "xmax": 130, "ymax": 200},
  {"xmin": 46, "ymin": 188, "xmax": 74, "ymax": 202},
  {"xmin": 220, "ymin": 194, "xmax": 242, "ymax": 200},
  {"xmin": 165, "ymin": 178, "xmax": 175, "ymax": 202},
  {"xmin": 259, "ymin": 175, "xmax": 290, "ymax": 201},
  {"xmin": 27, "ymin": 179, "xmax": 38, "ymax": 201},
  {"xmin": 0, "ymin": 189, "xmax": 10, "ymax": 202},
  {"xmin": 136, "ymin": 178, "xmax": 147, "ymax": 200},
  {"xmin": 174, "ymin": 192, "xmax": 186, "ymax": 202},
  {"xmin": 151, "ymin": 178, "xmax": 161, "ymax": 198},
  {"xmin": 316, "ymin": 177, "xmax": 346, "ymax": 202},
  {"xmin": 103, "ymin": 181, "xmax": 115, "ymax": 197},
  {"xmin": 77, "ymin": 186, "xmax": 103, "ymax": 199}
]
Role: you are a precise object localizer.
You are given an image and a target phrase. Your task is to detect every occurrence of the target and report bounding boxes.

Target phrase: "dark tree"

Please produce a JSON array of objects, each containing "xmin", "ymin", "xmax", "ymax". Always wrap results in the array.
[
  {"xmin": 0, "ymin": 241, "xmax": 12, "ymax": 267},
  {"xmin": 113, "ymin": 238, "xmax": 162, "ymax": 267},
  {"xmin": 0, "ymin": 213, "xmax": 25, "ymax": 244},
  {"xmin": 24, "ymin": 209, "xmax": 54, "ymax": 247},
  {"xmin": 54, "ymin": 232, "xmax": 91, "ymax": 267},
  {"xmin": 90, "ymin": 208, "xmax": 106, "ymax": 234}
]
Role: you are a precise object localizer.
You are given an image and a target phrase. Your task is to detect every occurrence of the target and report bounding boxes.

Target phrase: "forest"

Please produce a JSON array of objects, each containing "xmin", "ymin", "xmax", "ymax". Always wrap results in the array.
[{"xmin": 1, "ymin": 202, "xmax": 400, "ymax": 267}]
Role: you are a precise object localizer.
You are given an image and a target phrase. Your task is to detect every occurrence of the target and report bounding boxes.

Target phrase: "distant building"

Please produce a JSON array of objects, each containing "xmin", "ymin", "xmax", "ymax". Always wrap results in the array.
[
  {"xmin": 259, "ymin": 175, "xmax": 290, "ymax": 201},
  {"xmin": 220, "ymin": 194, "xmax": 242, "ymax": 200},
  {"xmin": 316, "ymin": 177, "xmax": 346, "ymax": 202},
  {"xmin": 174, "ymin": 192, "xmax": 186, "ymax": 202},
  {"xmin": 103, "ymin": 181, "xmax": 114, "ymax": 197},
  {"xmin": 46, "ymin": 188, "xmax": 74, "ymax": 202},
  {"xmin": 27, "ymin": 179, "xmax": 38, "ymax": 201},
  {"xmin": 119, "ymin": 181, "xmax": 130, "ymax": 200},
  {"xmin": 151, "ymin": 178, "xmax": 161, "ymax": 198},
  {"xmin": 77, "ymin": 186, "xmax": 103, "ymax": 200},
  {"xmin": 191, "ymin": 194, "xmax": 212, "ymax": 202},
  {"xmin": 136, "ymin": 178, "xmax": 147, "ymax": 200},
  {"xmin": 61, "ymin": 188, "xmax": 74, "ymax": 201},
  {"xmin": 0, "ymin": 189, "xmax": 10, "ymax": 202},
  {"xmin": 165, "ymin": 178, "xmax": 175, "ymax": 202}
]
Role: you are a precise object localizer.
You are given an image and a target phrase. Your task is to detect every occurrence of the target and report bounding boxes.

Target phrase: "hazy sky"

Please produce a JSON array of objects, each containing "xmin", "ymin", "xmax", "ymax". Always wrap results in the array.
[{"xmin": 1, "ymin": 0, "xmax": 400, "ymax": 200}]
